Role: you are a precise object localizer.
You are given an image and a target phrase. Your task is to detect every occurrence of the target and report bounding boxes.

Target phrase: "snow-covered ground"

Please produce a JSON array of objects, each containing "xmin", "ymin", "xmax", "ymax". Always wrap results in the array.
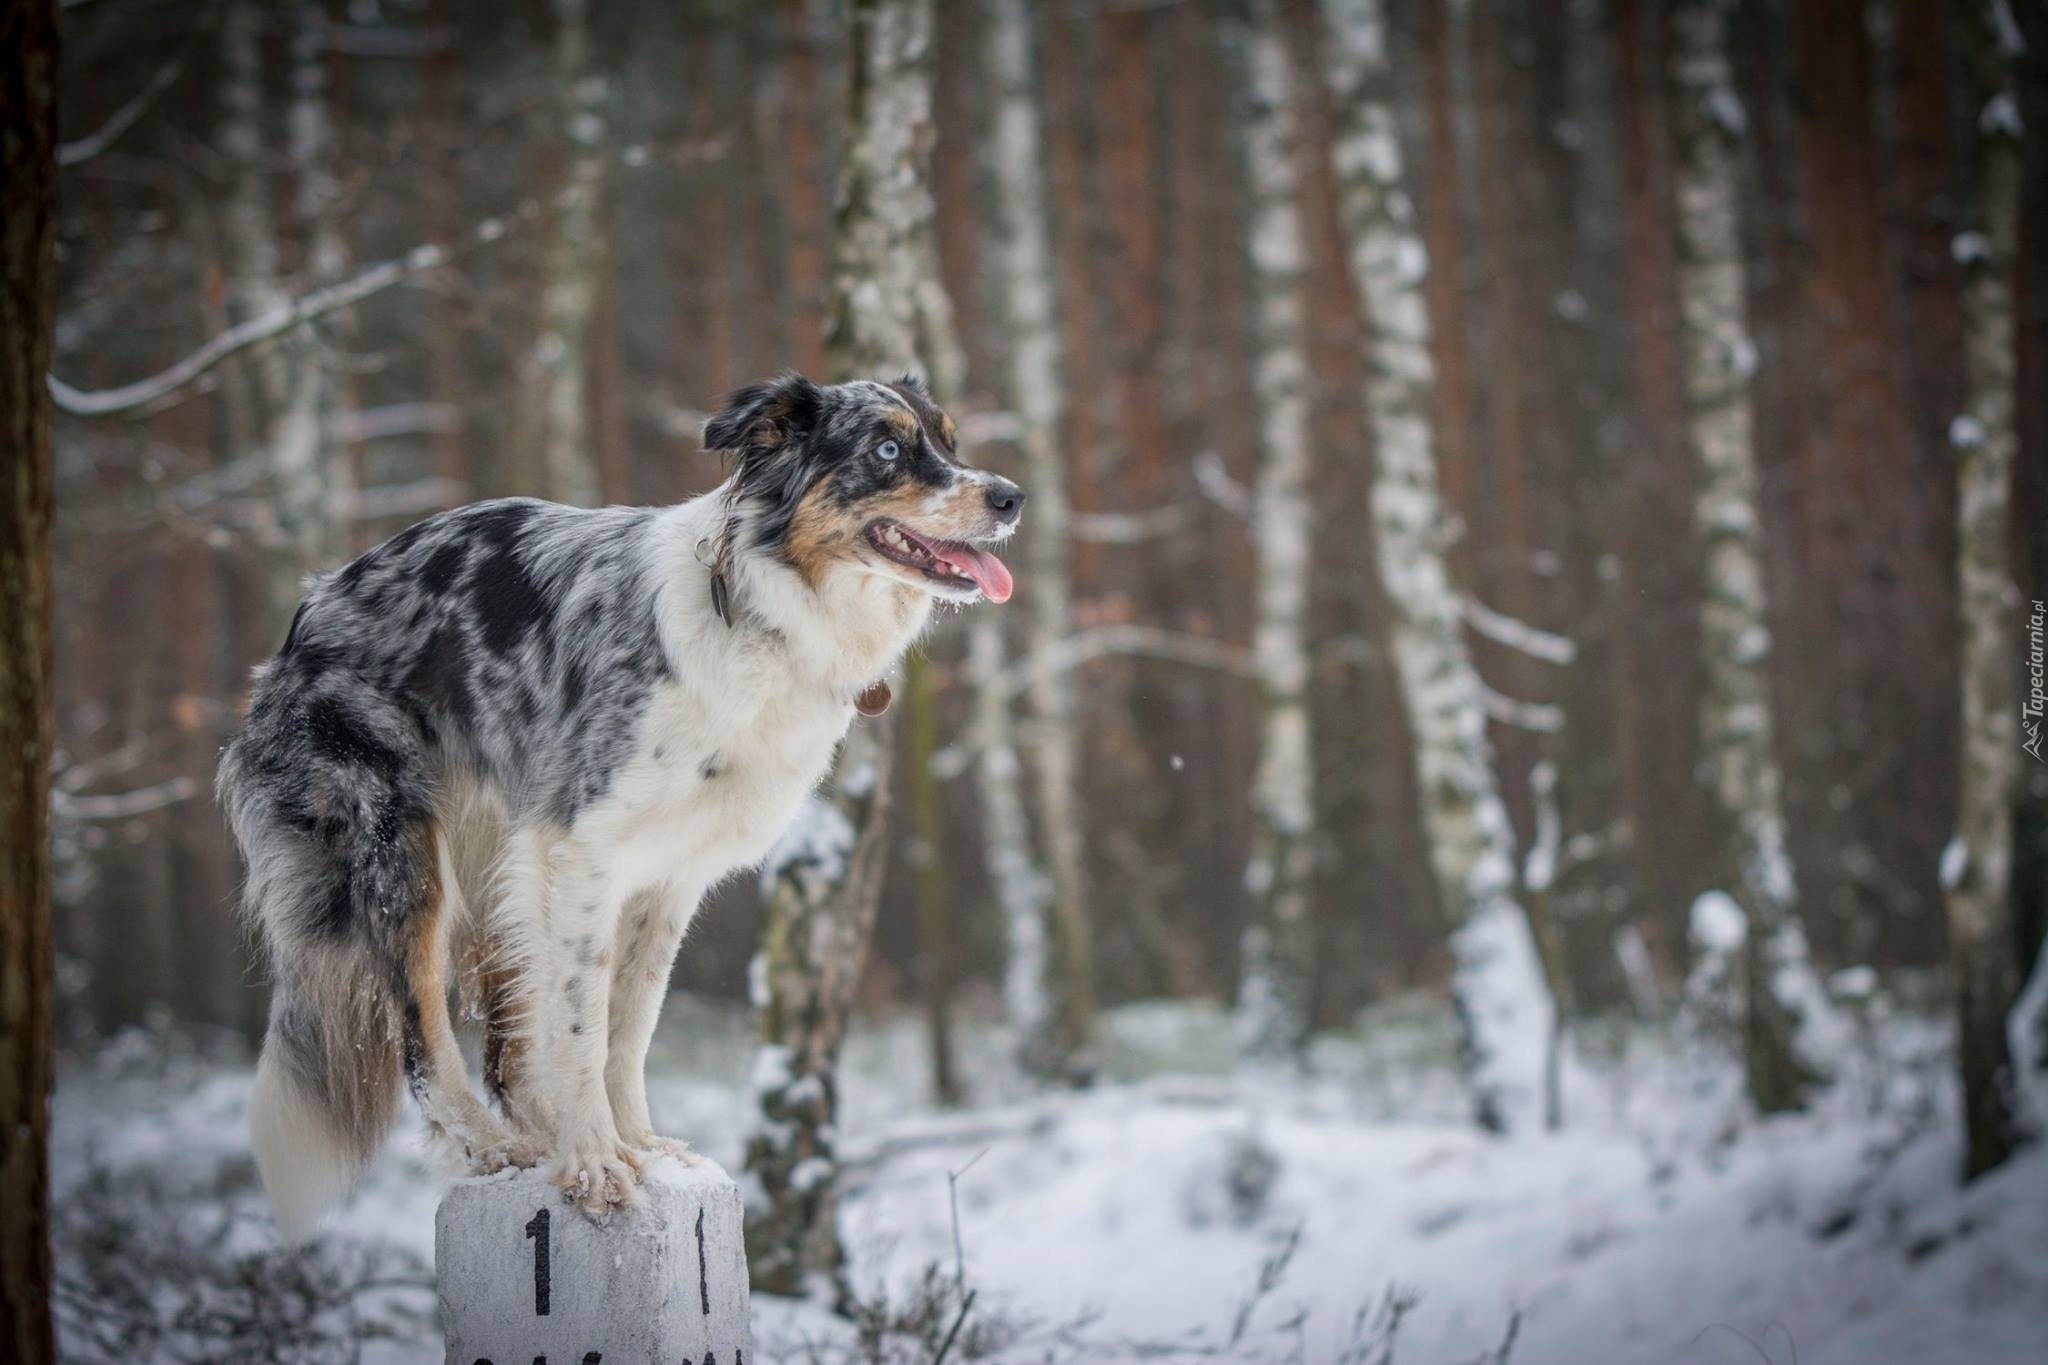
[{"xmin": 50, "ymin": 992, "xmax": 2048, "ymax": 1363}]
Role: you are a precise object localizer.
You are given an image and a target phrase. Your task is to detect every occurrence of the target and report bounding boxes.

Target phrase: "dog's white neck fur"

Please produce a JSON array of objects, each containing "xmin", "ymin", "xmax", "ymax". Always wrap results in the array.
[{"xmin": 648, "ymin": 482, "xmax": 935, "ymax": 702}]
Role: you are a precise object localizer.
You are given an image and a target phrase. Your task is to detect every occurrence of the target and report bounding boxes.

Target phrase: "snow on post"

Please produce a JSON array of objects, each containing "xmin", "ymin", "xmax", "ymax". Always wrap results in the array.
[{"xmin": 436, "ymin": 1160, "xmax": 753, "ymax": 1365}]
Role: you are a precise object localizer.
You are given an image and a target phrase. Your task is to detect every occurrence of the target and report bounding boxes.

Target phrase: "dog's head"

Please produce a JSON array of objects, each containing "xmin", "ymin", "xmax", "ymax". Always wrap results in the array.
[{"xmin": 703, "ymin": 373, "xmax": 1023, "ymax": 604}]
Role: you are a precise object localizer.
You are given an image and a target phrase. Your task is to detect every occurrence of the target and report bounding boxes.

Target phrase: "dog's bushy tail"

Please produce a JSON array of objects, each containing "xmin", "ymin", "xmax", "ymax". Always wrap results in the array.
[
  {"xmin": 249, "ymin": 963, "xmax": 404, "ymax": 1240},
  {"xmin": 221, "ymin": 656, "xmax": 439, "ymax": 1240}
]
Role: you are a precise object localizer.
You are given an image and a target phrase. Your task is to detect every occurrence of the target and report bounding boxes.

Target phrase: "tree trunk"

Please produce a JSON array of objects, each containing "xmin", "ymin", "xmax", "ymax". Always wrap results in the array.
[
  {"xmin": 985, "ymin": 0, "xmax": 1092, "ymax": 1076},
  {"xmin": 906, "ymin": 649, "xmax": 959, "ymax": 1106},
  {"xmin": 1669, "ymin": 0, "xmax": 1837, "ymax": 1113},
  {"xmin": 1946, "ymin": 0, "xmax": 2026, "ymax": 1181},
  {"xmin": 1231, "ymin": 0, "xmax": 1318, "ymax": 1062},
  {"xmin": 746, "ymin": 0, "xmax": 957, "ymax": 1302},
  {"xmin": 0, "ymin": 1, "xmax": 57, "ymax": 1355},
  {"xmin": 1318, "ymin": 0, "xmax": 1558, "ymax": 1130},
  {"xmin": 533, "ymin": 0, "xmax": 606, "ymax": 506},
  {"xmin": 220, "ymin": 0, "xmax": 348, "ymax": 622}
]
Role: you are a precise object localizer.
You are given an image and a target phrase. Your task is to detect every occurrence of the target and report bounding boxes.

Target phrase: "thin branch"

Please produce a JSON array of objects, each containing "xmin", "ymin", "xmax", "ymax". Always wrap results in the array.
[
  {"xmin": 1193, "ymin": 450, "xmax": 1251, "ymax": 519},
  {"xmin": 50, "ymin": 203, "xmax": 540, "ymax": 419},
  {"xmin": 50, "ymin": 775, "xmax": 199, "ymax": 822},
  {"xmin": 337, "ymin": 401, "xmax": 461, "ymax": 444},
  {"xmin": 1069, "ymin": 502, "xmax": 1191, "ymax": 544},
  {"xmin": 345, "ymin": 476, "xmax": 468, "ymax": 521},
  {"xmin": 1461, "ymin": 593, "xmax": 1577, "ymax": 664},
  {"xmin": 1479, "ymin": 681, "xmax": 1565, "ymax": 733},
  {"xmin": 57, "ymin": 53, "xmax": 189, "ymax": 167},
  {"xmin": 1003, "ymin": 625, "xmax": 1256, "ymax": 700}
]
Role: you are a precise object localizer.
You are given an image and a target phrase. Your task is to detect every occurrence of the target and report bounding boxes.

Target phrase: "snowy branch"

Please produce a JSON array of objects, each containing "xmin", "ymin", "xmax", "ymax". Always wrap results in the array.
[
  {"xmin": 337, "ymin": 401, "xmax": 461, "ymax": 444},
  {"xmin": 50, "ymin": 775, "xmax": 200, "ymax": 822},
  {"xmin": 57, "ymin": 53, "xmax": 189, "ymax": 167},
  {"xmin": 51, "ymin": 202, "xmax": 542, "ymax": 419},
  {"xmin": 1479, "ymin": 681, "xmax": 1565, "ymax": 733},
  {"xmin": 1068, "ymin": 503, "xmax": 1191, "ymax": 544},
  {"xmin": 1193, "ymin": 450, "xmax": 1251, "ymax": 520},
  {"xmin": 1003, "ymin": 625, "xmax": 1256, "ymax": 700},
  {"xmin": 1460, "ymin": 594, "xmax": 1577, "ymax": 665}
]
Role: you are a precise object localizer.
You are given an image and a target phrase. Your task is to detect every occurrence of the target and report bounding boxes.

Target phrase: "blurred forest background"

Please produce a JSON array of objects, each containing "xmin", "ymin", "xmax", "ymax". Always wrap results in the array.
[{"xmin": 44, "ymin": 0, "xmax": 2048, "ymax": 1144}]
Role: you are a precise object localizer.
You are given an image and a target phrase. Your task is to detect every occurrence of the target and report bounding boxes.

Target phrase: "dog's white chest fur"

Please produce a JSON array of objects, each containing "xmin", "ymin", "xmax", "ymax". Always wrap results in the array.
[{"xmin": 566, "ymin": 496, "xmax": 930, "ymax": 907}]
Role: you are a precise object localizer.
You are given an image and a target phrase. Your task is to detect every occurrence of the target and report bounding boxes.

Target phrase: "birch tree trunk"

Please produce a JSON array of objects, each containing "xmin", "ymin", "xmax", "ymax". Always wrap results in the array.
[
  {"xmin": 0, "ymin": 4, "xmax": 56, "ymax": 1354},
  {"xmin": 221, "ymin": 0, "xmax": 349, "ymax": 619},
  {"xmin": 1945, "ymin": 0, "xmax": 2026, "ymax": 1180},
  {"xmin": 533, "ymin": 0, "xmax": 606, "ymax": 506},
  {"xmin": 1318, "ymin": 0, "xmax": 1557, "ymax": 1129},
  {"xmin": 1231, "ymin": 0, "xmax": 1318, "ymax": 1062},
  {"xmin": 746, "ymin": 0, "xmax": 958, "ymax": 1300},
  {"xmin": 983, "ymin": 0, "xmax": 1092, "ymax": 1075},
  {"xmin": 1669, "ymin": 0, "xmax": 1838, "ymax": 1114}
]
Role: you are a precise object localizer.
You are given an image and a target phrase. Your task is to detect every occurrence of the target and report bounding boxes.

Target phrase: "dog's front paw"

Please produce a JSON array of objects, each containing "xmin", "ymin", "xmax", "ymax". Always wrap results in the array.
[{"xmin": 552, "ymin": 1138, "xmax": 641, "ymax": 1222}]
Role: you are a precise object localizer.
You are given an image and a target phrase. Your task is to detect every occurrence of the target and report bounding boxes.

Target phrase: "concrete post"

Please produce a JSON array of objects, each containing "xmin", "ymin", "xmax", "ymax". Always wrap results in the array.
[{"xmin": 436, "ymin": 1158, "xmax": 753, "ymax": 1365}]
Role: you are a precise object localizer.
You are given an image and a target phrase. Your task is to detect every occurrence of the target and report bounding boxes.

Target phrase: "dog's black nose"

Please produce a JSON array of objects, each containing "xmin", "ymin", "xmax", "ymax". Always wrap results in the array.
[{"xmin": 985, "ymin": 476, "xmax": 1026, "ymax": 524}]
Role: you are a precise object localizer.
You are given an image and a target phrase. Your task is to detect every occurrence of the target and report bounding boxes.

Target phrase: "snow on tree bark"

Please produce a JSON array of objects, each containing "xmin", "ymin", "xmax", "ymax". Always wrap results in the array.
[
  {"xmin": 985, "ymin": 0, "xmax": 1092, "ymax": 1075},
  {"xmin": 1232, "ymin": 0, "xmax": 1319, "ymax": 1062},
  {"xmin": 0, "ymin": 3, "xmax": 57, "ymax": 1354},
  {"xmin": 745, "ymin": 0, "xmax": 960, "ymax": 1300},
  {"xmin": 1946, "ymin": 0, "xmax": 2027, "ymax": 1180},
  {"xmin": 220, "ymin": 0, "xmax": 352, "ymax": 618},
  {"xmin": 1316, "ymin": 0, "xmax": 1557, "ymax": 1129},
  {"xmin": 532, "ymin": 0, "xmax": 607, "ymax": 507},
  {"xmin": 1669, "ymin": 0, "xmax": 1839, "ymax": 1114}
]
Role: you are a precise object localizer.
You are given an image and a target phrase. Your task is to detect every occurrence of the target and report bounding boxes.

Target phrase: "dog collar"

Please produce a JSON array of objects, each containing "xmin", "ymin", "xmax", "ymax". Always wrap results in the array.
[{"xmin": 855, "ymin": 681, "xmax": 892, "ymax": 716}]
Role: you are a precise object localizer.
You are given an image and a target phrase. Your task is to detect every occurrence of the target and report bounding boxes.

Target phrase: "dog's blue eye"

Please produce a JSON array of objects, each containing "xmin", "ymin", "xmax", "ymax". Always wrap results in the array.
[{"xmin": 877, "ymin": 439, "xmax": 901, "ymax": 461}]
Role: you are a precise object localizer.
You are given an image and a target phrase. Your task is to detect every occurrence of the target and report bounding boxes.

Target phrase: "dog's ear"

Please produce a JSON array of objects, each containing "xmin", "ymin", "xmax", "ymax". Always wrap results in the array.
[{"xmin": 702, "ymin": 374, "xmax": 824, "ymax": 453}]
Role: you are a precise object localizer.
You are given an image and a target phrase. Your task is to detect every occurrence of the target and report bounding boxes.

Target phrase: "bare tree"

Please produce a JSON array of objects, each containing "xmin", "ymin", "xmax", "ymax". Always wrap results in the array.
[
  {"xmin": 0, "ymin": 0, "xmax": 58, "ymax": 1356},
  {"xmin": 983, "ymin": 0, "xmax": 1093, "ymax": 1075},
  {"xmin": 1317, "ymin": 0, "xmax": 1558, "ymax": 1130},
  {"xmin": 1669, "ymin": 0, "xmax": 1839, "ymax": 1113},
  {"xmin": 1946, "ymin": 0, "xmax": 2028, "ymax": 1180},
  {"xmin": 745, "ymin": 0, "xmax": 960, "ymax": 1300},
  {"xmin": 1232, "ymin": 0, "xmax": 1318, "ymax": 1061}
]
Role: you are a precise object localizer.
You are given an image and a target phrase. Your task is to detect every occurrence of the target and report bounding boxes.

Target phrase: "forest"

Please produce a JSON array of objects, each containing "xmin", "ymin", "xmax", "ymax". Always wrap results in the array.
[{"xmin": 3, "ymin": 0, "xmax": 2046, "ymax": 1361}]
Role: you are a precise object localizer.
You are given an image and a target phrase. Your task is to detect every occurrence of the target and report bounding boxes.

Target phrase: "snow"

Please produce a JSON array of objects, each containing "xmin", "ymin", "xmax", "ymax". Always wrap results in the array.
[{"xmin": 50, "ymin": 995, "xmax": 2048, "ymax": 1364}]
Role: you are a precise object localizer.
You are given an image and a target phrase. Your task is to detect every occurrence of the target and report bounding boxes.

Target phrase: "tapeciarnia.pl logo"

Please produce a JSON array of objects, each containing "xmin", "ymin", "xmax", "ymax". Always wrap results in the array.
[{"xmin": 2027, "ymin": 599, "xmax": 2046, "ymax": 763}]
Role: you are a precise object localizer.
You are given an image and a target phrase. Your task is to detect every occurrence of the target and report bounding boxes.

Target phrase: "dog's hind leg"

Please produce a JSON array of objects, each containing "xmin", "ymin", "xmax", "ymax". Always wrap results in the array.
[{"xmin": 403, "ymin": 834, "xmax": 539, "ymax": 1174}]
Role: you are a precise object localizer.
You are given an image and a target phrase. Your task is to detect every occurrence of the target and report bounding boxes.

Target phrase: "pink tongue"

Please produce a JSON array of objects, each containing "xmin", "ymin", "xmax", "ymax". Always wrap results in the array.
[{"xmin": 938, "ymin": 544, "xmax": 1014, "ymax": 603}]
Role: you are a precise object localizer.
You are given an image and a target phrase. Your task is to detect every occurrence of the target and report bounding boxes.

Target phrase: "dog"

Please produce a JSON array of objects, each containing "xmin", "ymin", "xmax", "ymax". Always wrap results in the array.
[{"xmin": 218, "ymin": 373, "xmax": 1022, "ymax": 1234}]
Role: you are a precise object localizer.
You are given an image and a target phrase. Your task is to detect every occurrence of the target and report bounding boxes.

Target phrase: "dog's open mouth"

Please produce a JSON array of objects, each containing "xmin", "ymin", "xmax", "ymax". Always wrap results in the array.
[{"xmin": 866, "ymin": 520, "xmax": 1014, "ymax": 603}]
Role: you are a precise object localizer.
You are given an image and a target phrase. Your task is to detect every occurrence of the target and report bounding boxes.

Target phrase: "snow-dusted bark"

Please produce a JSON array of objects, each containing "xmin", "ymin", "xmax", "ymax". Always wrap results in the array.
[
  {"xmin": 968, "ymin": 620, "xmax": 1054, "ymax": 1056},
  {"xmin": 985, "ymin": 0, "xmax": 1091, "ymax": 1073},
  {"xmin": 1317, "ymin": 0, "xmax": 1555, "ymax": 1129},
  {"xmin": 746, "ymin": 0, "xmax": 959, "ymax": 1300},
  {"xmin": 1947, "ymin": 4, "xmax": 2027, "ymax": 1179},
  {"xmin": 530, "ymin": 0, "xmax": 606, "ymax": 507},
  {"xmin": 743, "ymin": 725, "xmax": 891, "ymax": 1300},
  {"xmin": 220, "ymin": 0, "xmax": 351, "ymax": 614},
  {"xmin": 1669, "ymin": 0, "xmax": 1839, "ymax": 1114},
  {"xmin": 1232, "ymin": 0, "xmax": 1318, "ymax": 1062}
]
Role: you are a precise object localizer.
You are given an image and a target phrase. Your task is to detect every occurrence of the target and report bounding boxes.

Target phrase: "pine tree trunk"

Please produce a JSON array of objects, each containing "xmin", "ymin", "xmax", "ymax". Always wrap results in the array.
[
  {"xmin": 985, "ymin": 0, "xmax": 1092, "ymax": 1075},
  {"xmin": 746, "ymin": 0, "xmax": 957, "ymax": 1301},
  {"xmin": 1232, "ymin": 0, "xmax": 1318, "ymax": 1062},
  {"xmin": 1318, "ymin": 0, "xmax": 1558, "ymax": 1130},
  {"xmin": 1669, "ymin": 0, "xmax": 1837, "ymax": 1113},
  {"xmin": 0, "ymin": 1, "xmax": 57, "ymax": 1354},
  {"xmin": 1947, "ymin": 0, "xmax": 2026, "ymax": 1181}
]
